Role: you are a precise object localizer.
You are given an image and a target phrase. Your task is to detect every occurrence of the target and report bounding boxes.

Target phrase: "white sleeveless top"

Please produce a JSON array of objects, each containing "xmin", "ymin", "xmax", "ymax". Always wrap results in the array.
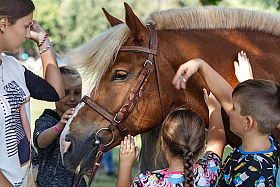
[{"xmin": 0, "ymin": 53, "xmax": 31, "ymax": 186}]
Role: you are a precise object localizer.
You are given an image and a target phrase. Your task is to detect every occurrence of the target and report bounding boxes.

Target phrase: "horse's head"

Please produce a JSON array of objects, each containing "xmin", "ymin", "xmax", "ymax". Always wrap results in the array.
[{"xmin": 60, "ymin": 3, "xmax": 165, "ymax": 174}]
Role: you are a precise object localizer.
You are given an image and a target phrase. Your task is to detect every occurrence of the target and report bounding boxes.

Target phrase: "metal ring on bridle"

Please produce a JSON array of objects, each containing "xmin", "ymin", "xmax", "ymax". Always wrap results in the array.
[{"xmin": 94, "ymin": 128, "xmax": 114, "ymax": 147}]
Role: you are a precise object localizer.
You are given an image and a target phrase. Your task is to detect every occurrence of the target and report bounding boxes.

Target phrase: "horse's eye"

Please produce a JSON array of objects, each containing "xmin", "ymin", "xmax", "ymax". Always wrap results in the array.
[{"xmin": 113, "ymin": 70, "xmax": 128, "ymax": 81}]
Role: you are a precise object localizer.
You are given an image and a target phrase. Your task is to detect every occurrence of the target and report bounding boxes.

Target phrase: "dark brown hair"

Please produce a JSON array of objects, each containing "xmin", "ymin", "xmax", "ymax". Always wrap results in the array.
[
  {"xmin": 0, "ymin": 0, "xmax": 35, "ymax": 24},
  {"xmin": 233, "ymin": 79, "xmax": 280, "ymax": 134},
  {"xmin": 155, "ymin": 108, "xmax": 206, "ymax": 187}
]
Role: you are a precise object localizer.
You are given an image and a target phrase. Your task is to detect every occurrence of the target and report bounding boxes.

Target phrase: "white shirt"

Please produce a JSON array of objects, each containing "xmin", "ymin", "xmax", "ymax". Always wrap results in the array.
[{"xmin": 0, "ymin": 53, "xmax": 31, "ymax": 187}]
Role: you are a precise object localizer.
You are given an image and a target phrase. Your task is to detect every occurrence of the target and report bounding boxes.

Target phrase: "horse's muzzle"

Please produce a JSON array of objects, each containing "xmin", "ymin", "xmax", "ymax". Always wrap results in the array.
[{"xmin": 62, "ymin": 133, "xmax": 100, "ymax": 174}]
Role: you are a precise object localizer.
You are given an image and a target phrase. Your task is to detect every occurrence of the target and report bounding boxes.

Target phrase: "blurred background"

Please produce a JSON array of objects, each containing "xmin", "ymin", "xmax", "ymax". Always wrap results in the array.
[{"xmin": 17, "ymin": 0, "xmax": 280, "ymax": 186}]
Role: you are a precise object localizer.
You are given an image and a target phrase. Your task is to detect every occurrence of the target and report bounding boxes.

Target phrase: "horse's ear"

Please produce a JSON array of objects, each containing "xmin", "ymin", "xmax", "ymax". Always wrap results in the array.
[
  {"xmin": 124, "ymin": 2, "xmax": 149, "ymax": 42},
  {"xmin": 102, "ymin": 8, "xmax": 123, "ymax": 27}
]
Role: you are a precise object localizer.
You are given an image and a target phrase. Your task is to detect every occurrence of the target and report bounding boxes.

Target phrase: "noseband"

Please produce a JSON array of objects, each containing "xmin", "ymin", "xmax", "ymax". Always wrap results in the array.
[{"xmin": 74, "ymin": 25, "xmax": 166, "ymax": 187}]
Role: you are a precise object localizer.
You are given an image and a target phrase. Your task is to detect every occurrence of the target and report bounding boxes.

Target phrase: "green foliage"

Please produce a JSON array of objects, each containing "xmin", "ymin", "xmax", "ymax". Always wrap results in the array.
[
  {"xmin": 218, "ymin": 0, "xmax": 280, "ymax": 14},
  {"xmin": 200, "ymin": 0, "xmax": 222, "ymax": 6},
  {"xmin": 22, "ymin": 0, "xmax": 280, "ymax": 56}
]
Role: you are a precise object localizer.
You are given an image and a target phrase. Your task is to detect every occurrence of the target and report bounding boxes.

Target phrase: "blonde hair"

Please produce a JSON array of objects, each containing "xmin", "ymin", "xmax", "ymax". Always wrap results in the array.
[{"xmin": 59, "ymin": 66, "xmax": 82, "ymax": 87}]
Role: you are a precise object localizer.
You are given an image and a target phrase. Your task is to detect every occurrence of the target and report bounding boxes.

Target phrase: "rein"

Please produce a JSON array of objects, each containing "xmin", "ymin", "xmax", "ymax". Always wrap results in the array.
[{"xmin": 74, "ymin": 25, "xmax": 166, "ymax": 187}]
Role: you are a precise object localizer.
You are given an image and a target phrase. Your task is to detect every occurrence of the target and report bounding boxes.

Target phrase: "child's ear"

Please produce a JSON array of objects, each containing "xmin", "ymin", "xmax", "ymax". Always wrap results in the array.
[
  {"xmin": 244, "ymin": 116, "xmax": 254, "ymax": 131},
  {"xmin": 0, "ymin": 18, "xmax": 8, "ymax": 33}
]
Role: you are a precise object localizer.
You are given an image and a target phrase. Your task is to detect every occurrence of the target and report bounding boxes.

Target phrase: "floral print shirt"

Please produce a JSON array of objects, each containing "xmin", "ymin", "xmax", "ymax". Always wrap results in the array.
[{"xmin": 132, "ymin": 151, "xmax": 221, "ymax": 187}]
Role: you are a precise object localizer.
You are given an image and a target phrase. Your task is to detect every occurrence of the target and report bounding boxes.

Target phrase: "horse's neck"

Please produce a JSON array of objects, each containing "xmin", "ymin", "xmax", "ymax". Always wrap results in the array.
[{"xmin": 157, "ymin": 27, "xmax": 280, "ymax": 122}]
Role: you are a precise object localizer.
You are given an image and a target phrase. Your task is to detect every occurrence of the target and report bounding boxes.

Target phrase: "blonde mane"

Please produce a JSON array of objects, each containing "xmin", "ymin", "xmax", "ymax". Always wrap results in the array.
[
  {"xmin": 146, "ymin": 6, "xmax": 280, "ymax": 33},
  {"xmin": 69, "ymin": 6, "xmax": 280, "ymax": 86}
]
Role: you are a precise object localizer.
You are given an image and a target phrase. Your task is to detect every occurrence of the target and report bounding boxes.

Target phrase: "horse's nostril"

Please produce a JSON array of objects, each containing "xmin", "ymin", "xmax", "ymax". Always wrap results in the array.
[{"xmin": 63, "ymin": 135, "xmax": 75, "ymax": 154}]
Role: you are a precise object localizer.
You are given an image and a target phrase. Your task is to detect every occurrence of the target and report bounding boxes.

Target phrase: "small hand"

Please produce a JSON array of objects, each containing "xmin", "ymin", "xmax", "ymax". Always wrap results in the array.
[
  {"xmin": 119, "ymin": 134, "xmax": 139, "ymax": 168},
  {"xmin": 234, "ymin": 51, "xmax": 253, "ymax": 82},
  {"xmin": 203, "ymin": 89, "xmax": 221, "ymax": 112},
  {"xmin": 172, "ymin": 59, "xmax": 203, "ymax": 90},
  {"xmin": 29, "ymin": 20, "xmax": 47, "ymax": 44},
  {"xmin": 57, "ymin": 108, "xmax": 75, "ymax": 130},
  {"xmin": 84, "ymin": 168, "xmax": 92, "ymax": 179}
]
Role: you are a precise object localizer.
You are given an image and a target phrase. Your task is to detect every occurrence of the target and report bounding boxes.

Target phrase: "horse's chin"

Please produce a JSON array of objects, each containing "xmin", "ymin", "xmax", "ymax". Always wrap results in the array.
[{"xmin": 78, "ymin": 145, "xmax": 99, "ymax": 174}]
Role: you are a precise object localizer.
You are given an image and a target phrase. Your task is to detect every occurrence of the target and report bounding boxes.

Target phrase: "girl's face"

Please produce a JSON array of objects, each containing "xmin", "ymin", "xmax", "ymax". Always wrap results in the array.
[
  {"xmin": 1, "ymin": 12, "xmax": 33, "ymax": 53},
  {"xmin": 55, "ymin": 75, "xmax": 82, "ymax": 117}
]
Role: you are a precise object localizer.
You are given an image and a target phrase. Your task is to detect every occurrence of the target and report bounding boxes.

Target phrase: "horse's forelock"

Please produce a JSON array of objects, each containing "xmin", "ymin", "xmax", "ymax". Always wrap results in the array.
[{"xmin": 67, "ymin": 23, "xmax": 130, "ymax": 87}]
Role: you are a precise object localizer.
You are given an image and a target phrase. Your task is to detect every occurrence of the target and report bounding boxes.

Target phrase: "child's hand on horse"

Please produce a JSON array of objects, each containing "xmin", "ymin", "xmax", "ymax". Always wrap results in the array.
[
  {"xmin": 56, "ymin": 108, "xmax": 75, "ymax": 131},
  {"xmin": 203, "ymin": 89, "xmax": 221, "ymax": 112},
  {"xmin": 172, "ymin": 58, "xmax": 205, "ymax": 90},
  {"xmin": 119, "ymin": 134, "xmax": 139, "ymax": 168},
  {"xmin": 234, "ymin": 51, "xmax": 253, "ymax": 82}
]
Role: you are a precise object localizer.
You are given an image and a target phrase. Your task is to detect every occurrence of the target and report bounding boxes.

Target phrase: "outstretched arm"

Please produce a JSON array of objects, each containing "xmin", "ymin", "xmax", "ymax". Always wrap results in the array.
[
  {"xmin": 116, "ymin": 135, "xmax": 139, "ymax": 187},
  {"xmin": 203, "ymin": 89, "xmax": 226, "ymax": 159},
  {"xmin": 29, "ymin": 20, "xmax": 64, "ymax": 99},
  {"xmin": 172, "ymin": 58, "xmax": 233, "ymax": 115}
]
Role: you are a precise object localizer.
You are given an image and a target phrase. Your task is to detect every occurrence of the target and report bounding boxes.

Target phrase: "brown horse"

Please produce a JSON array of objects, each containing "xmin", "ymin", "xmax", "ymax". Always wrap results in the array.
[{"xmin": 60, "ymin": 3, "xmax": 280, "ymax": 174}]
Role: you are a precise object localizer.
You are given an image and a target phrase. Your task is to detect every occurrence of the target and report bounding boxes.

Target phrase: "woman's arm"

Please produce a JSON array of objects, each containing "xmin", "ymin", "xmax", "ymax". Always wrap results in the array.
[
  {"xmin": 172, "ymin": 58, "xmax": 233, "ymax": 115},
  {"xmin": 0, "ymin": 171, "xmax": 13, "ymax": 187},
  {"xmin": 203, "ymin": 89, "xmax": 226, "ymax": 159},
  {"xmin": 116, "ymin": 135, "xmax": 139, "ymax": 187},
  {"xmin": 29, "ymin": 20, "xmax": 64, "ymax": 99}
]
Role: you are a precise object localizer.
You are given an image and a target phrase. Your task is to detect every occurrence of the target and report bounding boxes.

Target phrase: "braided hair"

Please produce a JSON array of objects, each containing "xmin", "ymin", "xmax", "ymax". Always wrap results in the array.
[{"xmin": 155, "ymin": 108, "xmax": 206, "ymax": 187}]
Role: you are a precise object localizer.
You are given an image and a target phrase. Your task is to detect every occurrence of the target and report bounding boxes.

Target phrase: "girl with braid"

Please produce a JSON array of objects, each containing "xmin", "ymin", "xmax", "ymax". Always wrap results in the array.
[{"xmin": 116, "ymin": 90, "xmax": 226, "ymax": 187}]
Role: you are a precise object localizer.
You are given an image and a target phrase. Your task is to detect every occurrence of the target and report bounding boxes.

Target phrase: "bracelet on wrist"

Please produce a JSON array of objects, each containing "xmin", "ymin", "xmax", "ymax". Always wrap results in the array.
[
  {"xmin": 37, "ymin": 34, "xmax": 49, "ymax": 47},
  {"xmin": 55, "ymin": 123, "xmax": 62, "ymax": 133},
  {"xmin": 39, "ymin": 42, "xmax": 54, "ymax": 54}
]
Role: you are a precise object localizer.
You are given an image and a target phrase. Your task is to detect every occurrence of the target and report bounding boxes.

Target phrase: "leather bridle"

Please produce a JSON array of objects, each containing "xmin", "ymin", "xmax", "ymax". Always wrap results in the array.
[{"xmin": 73, "ymin": 25, "xmax": 166, "ymax": 187}]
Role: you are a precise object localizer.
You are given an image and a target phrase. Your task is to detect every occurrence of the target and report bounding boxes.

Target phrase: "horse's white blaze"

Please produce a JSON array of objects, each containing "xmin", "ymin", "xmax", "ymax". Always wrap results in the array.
[{"xmin": 60, "ymin": 102, "xmax": 85, "ymax": 158}]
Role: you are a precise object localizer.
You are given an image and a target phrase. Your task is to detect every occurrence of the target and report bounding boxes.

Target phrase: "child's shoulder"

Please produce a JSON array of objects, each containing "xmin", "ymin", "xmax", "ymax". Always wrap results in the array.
[
  {"xmin": 39, "ymin": 109, "xmax": 60, "ymax": 120},
  {"xmin": 195, "ymin": 151, "xmax": 222, "ymax": 168}
]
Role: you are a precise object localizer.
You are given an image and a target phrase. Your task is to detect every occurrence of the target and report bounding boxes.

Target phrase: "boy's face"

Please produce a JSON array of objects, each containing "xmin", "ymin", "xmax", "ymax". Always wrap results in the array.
[
  {"xmin": 55, "ymin": 75, "xmax": 82, "ymax": 117},
  {"xmin": 229, "ymin": 95, "xmax": 247, "ymax": 137}
]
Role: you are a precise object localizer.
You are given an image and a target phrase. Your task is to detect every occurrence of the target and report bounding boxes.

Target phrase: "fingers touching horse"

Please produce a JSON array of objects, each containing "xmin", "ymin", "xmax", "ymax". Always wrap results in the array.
[{"xmin": 60, "ymin": 3, "xmax": 280, "ymax": 174}]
